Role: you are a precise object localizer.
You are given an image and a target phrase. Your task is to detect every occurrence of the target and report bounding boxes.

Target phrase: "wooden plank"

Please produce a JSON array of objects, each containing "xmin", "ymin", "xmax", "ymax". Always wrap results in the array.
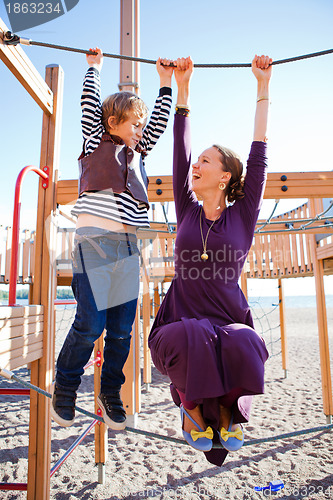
[
  {"xmin": 0, "ymin": 320, "xmax": 43, "ymax": 340},
  {"xmin": 264, "ymin": 172, "xmax": 333, "ymax": 199},
  {"xmin": 4, "ymin": 226, "xmax": 12, "ymax": 283},
  {"xmin": 122, "ymin": 304, "xmax": 140, "ymax": 416},
  {"xmin": 276, "ymin": 230, "xmax": 285, "ymax": 276},
  {"xmin": 283, "ymin": 234, "xmax": 293, "ymax": 276},
  {"xmin": 302, "ymin": 204, "xmax": 313, "ymax": 273},
  {"xmin": 0, "ymin": 347, "xmax": 43, "ymax": 371},
  {"xmin": 0, "ymin": 19, "xmax": 53, "ymax": 115},
  {"xmin": 324, "ymin": 259, "xmax": 333, "ymax": 272},
  {"xmin": 142, "ymin": 239, "xmax": 151, "ymax": 385},
  {"xmin": 317, "ymin": 242, "xmax": 333, "ymax": 260},
  {"xmin": 56, "ymin": 274, "xmax": 72, "ymax": 287},
  {"xmin": 0, "ymin": 329, "xmax": 43, "ymax": 353},
  {"xmin": 240, "ymin": 269, "xmax": 248, "ymax": 301},
  {"xmin": 264, "ymin": 185, "xmax": 333, "ymax": 199},
  {"xmin": 1, "ymin": 311, "xmax": 42, "ymax": 332},
  {"xmin": 278, "ymin": 279, "xmax": 288, "ymax": 375},
  {"xmin": 120, "ymin": 2, "xmax": 141, "ymax": 415},
  {"xmin": 297, "ymin": 233, "xmax": 306, "ymax": 274},
  {"xmin": 0, "ymin": 305, "xmax": 43, "ymax": 319},
  {"xmin": 309, "ymin": 199, "xmax": 333, "ymax": 417},
  {"xmin": 22, "ymin": 230, "xmax": 31, "ymax": 282},
  {"xmin": 150, "ymin": 267, "xmax": 175, "ymax": 278},
  {"xmin": 254, "ymin": 235, "xmax": 262, "ymax": 278},
  {"xmin": 57, "ymin": 172, "xmax": 333, "ymax": 206},
  {"xmin": 0, "ymin": 341, "xmax": 43, "ymax": 368},
  {"xmin": 263, "ymin": 234, "xmax": 271, "ymax": 277},
  {"xmin": 134, "ymin": 306, "xmax": 141, "ymax": 413},
  {"xmin": 305, "ymin": 233, "xmax": 314, "ymax": 273},
  {"xmin": 270, "ymin": 234, "xmax": 279, "ymax": 278},
  {"xmin": 248, "ymin": 244, "xmax": 255, "ymax": 278},
  {"xmin": 296, "ymin": 208, "xmax": 307, "ymax": 274},
  {"xmin": 30, "ymin": 231, "xmax": 35, "ymax": 281},
  {"xmin": 290, "ymin": 231, "xmax": 299, "ymax": 276},
  {"xmin": 153, "ymin": 281, "xmax": 160, "ymax": 316}
]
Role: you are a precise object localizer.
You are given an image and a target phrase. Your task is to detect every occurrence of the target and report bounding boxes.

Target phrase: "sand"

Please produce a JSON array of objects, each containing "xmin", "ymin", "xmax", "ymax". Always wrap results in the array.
[{"xmin": 1, "ymin": 305, "xmax": 333, "ymax": 499}]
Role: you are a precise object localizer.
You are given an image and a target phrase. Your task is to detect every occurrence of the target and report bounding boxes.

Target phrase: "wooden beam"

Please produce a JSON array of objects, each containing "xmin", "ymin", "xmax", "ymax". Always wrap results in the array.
[
  {"xmin": 278, "ymin": 278, "xmax": 288, "ymax": 377},
  {"xmin": 309, "ymin": 199, "xmax": 333, "ymax": 418},
  {"xmin": 323, "ymin": 258, "xmax": 333, "ymax": 272},
  {"xmin": 57, "ymin": 171, "xmax": 333, "ymax": 207},
  {"xmin": 119, "ymin": 0, "xmax": 141, "ymax": 420},
  {"xmin": 240, "ymin": 269, "xmax": 248, "ymax": 301},
  {"xmin": 28, "ymin": 64, "xmax": 63, "ymax": 500},
  {"xmin": 264, "ymin": 172, "xmax": 333, "ymax": 199},
  {"xmin": 94, "ymin": 333, "xmax": 108, "ymax": 481},
  {"xmin": 317, "ymin": 242, "xmax": 333, "ymax": 260},
  {"xmin": 0, "ymin": 18, "xmax": 53, "ymax": 115},
  {"xmin": 142, "ymin": 239, "xmax": 151, "ymax": 385}
]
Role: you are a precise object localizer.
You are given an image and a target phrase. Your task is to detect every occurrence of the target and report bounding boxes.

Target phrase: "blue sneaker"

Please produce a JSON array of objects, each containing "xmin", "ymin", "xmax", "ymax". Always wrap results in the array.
[
  {"xmin": 218, "ymin": 414, "xmax": 244, "ymax": 451},
  {"xmin": 180, "ymin": 405, "xmax": 213, "ymax": 452}
]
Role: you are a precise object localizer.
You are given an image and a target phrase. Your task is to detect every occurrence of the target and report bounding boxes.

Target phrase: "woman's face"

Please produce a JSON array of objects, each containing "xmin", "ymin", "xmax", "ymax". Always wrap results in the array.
[{"xmin": 191, "ymin": 147, "xmax": 229, "ymax": 196}]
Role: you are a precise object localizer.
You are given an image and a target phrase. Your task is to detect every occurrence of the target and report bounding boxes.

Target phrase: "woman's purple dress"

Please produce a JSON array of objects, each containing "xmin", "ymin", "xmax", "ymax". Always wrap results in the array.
[{"xmin": 148, "ymin": 114, "xmax": 269, "ymax": 465}]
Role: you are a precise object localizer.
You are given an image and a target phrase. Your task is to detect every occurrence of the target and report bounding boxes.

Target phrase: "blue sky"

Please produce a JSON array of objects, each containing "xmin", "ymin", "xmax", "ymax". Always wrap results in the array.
[{"xmin": 1, "ymin": 0, "xmax": 333, "ymax": 296}]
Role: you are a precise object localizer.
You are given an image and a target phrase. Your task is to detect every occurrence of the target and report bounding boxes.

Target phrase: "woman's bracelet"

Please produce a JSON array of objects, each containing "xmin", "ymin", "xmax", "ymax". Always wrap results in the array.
[
  {"xmin": 257, "ymin": 96, "xmax": 270, "ymax": 103},
  {"xmin": 175, "ymin": 105, "xmax": 190, "ymax": 116}
]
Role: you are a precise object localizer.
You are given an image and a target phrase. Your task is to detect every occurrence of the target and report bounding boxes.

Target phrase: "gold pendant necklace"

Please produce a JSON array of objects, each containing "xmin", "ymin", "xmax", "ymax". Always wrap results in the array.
[{"xmin": 199, "ymin": 207, "xmax": 219, "ymax": 261}]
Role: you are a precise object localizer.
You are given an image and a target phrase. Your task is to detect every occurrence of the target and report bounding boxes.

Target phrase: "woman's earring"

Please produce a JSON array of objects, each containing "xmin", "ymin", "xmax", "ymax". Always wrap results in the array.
[{"xmin": 219, "ymin": 182, "xmax": 226, "ymax": 191}]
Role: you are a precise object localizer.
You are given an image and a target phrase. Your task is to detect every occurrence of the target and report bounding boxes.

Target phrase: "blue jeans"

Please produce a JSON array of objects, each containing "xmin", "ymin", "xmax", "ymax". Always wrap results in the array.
[{"xmin": 55, "ymin": 228, "xmax": 140, "ymax": 394}]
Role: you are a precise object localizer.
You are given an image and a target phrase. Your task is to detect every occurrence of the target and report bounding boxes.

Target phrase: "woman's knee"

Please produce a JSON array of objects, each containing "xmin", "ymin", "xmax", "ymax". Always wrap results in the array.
[{"xmin": 151, "ymin": 322, "xmax": 188, "ymax": 361}]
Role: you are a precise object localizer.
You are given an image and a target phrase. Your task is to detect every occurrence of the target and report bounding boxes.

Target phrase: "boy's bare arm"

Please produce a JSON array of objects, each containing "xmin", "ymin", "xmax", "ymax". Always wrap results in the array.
[
  {"xmin": 86, "ymin": 47, "xmax": 104, "ymax": 72},
  {"xmin": 156, "ymin": 58, "xmax": 173, "ymax": 88}
]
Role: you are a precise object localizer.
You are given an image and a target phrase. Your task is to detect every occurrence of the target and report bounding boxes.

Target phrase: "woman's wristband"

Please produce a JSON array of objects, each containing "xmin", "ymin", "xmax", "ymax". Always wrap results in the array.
[{"xmin": 175, "ymin": 105, "xmax": 190, "ymax": 116}]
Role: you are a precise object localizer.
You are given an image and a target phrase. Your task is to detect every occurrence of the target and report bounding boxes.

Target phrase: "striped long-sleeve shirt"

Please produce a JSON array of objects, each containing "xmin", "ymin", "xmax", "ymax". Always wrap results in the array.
[{"xmin": 71, "ymin": 67, "xmax": 172, "ymax": 227}]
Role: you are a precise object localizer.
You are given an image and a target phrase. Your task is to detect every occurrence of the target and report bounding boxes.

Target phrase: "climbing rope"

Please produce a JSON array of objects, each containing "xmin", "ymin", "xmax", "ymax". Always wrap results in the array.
[
  {"xmin": 3, "ymin": 31, "xmax": 333, "ymax": 68},
  {"xmin": 1, "ymin": 367, "xmax": 332, "ymax": 449}
]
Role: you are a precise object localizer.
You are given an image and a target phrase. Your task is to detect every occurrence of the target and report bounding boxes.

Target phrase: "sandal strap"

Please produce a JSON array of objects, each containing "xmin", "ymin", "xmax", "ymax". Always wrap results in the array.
[{"xmin": 181, "ymin": 404, "xmax": 204, "ymax": 433}]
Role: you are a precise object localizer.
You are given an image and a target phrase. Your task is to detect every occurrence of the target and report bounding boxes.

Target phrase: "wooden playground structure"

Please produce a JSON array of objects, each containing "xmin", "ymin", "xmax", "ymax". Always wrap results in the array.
[{"xmin": 1, "ymin": 3, "xmax": 333, "ymax": 498}]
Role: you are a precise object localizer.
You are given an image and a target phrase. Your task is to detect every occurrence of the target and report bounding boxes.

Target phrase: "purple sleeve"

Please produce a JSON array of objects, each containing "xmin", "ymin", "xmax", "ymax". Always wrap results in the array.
[
  {"xmin": 238, "ymin": 141, "xmax": 268, "ymax": 235},
  {"xmin": 173, "ymin": 114, "xmax": 197, "ymax": 222}
]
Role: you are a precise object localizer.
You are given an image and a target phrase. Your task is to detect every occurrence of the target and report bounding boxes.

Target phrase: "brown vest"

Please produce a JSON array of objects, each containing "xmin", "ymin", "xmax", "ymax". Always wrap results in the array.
[{"xmin": 78, "ymin": 133, "xmax": 149, "ymax": 208}]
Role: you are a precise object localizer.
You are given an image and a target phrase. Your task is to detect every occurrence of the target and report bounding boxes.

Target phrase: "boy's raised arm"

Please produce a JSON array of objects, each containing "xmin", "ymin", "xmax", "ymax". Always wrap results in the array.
[
  {"xmin": 81, "ymin": 47, "xmax": 104, "ymax": 147},
  {"xmin": 139, "ymin": 58, "xmax": 173, "ymax": 153}
]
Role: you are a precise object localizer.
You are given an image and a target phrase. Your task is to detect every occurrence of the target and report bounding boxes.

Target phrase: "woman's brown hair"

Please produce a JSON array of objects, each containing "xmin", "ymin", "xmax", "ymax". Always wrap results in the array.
[{"xmin": 213, "ymin": 144, "xmax": 245, "ymax": 203}]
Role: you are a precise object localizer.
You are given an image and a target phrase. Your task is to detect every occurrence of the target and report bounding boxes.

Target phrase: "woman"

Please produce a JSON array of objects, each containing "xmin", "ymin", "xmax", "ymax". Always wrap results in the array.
[{"xmin": 148, "ymin": 55, "xmax": 272, "ymax": 466}]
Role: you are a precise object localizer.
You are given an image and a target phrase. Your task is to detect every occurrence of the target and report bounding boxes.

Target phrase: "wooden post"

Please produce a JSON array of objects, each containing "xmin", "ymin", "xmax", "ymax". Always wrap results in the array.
[
  {"xmin": 122, "ymin": 303, "xmax": 141, "ymax": 423},
  {"xmin": 119, "ymin": 0, "xmax": 139, "ymax": 94},
  {"xmin": 240, "ymin": 268, "xmax": 248, "ymax": 301},
  {"xmin": 28, "ymin": 64, "xmax": 64, "ymax": 500},
  {"xmin": 142, "ymin": 238, "xmax": 151, "ymax": 386},
  {"xmin": 119, "ymin": 0, "xmax": 142, "ymax": 419},
  {"xmin": 278, "ymin": 278, "xmax": 288, "ymax": 378},
  {"xmin": 94, "ymin": 333, "xmax": 108, "ymax": 484},
  {"xmin": 309, "ymin": 199, "xmax": 333, "ymax": 421}
]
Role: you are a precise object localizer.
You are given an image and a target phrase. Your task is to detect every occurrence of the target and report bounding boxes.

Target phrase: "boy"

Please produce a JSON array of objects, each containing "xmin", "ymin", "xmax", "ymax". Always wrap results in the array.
[{"xmin": 51, "ymin": 48, "xmax": 173, "ymax": 430}]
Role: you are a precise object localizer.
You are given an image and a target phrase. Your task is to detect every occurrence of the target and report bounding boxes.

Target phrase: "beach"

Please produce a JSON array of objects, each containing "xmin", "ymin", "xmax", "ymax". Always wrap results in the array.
[{"xmin": 1, "ymin": 304, "xmax": 333, "ymax": 499}]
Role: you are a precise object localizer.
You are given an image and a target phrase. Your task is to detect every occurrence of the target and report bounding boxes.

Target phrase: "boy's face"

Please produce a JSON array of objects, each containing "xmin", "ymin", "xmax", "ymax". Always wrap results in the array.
[{"xmin": 109, "ymin": 112, "xmax": 146, "ymax": 149}]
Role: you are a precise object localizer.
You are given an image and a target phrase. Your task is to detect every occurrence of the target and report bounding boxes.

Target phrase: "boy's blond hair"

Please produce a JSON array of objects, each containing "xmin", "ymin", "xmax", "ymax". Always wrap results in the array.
[{"xmin": 102, "ymin": 91, "xmax": 149, "ymax": 132}]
